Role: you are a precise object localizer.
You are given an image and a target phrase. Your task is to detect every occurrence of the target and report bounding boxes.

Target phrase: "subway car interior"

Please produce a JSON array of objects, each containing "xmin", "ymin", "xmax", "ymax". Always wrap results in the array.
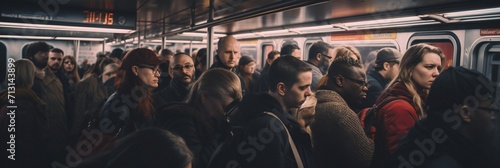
[{"xmin": 1, "ymin": 0, "xmax": 500, "ymax": 167}]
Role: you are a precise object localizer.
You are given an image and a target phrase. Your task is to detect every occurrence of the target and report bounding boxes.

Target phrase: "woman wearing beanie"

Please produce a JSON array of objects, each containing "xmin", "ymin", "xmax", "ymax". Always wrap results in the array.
[
  {"xmin": 237, "ymin": 55, "xmax": 260, "ymax": 95},
  {"xmin": 99, "ymin": 48, "xmax": 161, "ymax": 139},
  {"xmin": 370, "ymin": 43, "xmax": 445, "ymax": 167}
]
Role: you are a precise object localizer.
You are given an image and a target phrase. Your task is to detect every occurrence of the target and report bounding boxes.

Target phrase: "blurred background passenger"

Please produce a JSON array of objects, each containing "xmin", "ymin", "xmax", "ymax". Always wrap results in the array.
[
  {"xmin": 61, "ymin": 55, "xmax": 80, "ymax": 130},
  {"xmin": 332, "ymin": 45, "xmax": 362, "ymax": 62},
  {"xmin": 109, "ymin": 48, "xmax": 124, "ymax": 66},
  {"xmin": 102, "ymin": 63, "xmax": 120, "ymax": 95},
  {"xmin": 1, "ymin": 59, "xmax": 50, "ymax": 167},
  {"xmin": 156, "ymin": 68, "xmax": 242, "ymax": 168},
  {"xmin": 99, "ymin": 48, "xmax": 161, "ymax": 139},
  {"xmin": 368, "ymin": 43, "xmax": 445, "ymax": 167},
  {"xmin": 154, "ymin": 48, "xmax": 174, "ymax": 93},
  {"xmin": 257, "ymin": 50, "xmax": 280, "ymax": 93},
  {"xmin": 195, "ymin": 48, "xmax": 207, "ymax": 79},
  {"xmin": 78, "ymin": 128, "xmax": 193, "ymax": 168},
  {"xmin": 359, "ymin": 48, "xmax": 402, "ymax": 110},
  {"xmin": 305, "ymin": 41, "xmax": 335, "ymax": 91},
  {"xmin": 311, "ymin": 56, "xmax": 372, "ymax": 168},
  {"xmin": 392, "ymin": 67, "xmax": 499, "ymax": 168},
  {"xmin": 238, "ymin": 55, "xmax": 260, "ymax": 95},
  {"xmin": 281, "ymin": 44, "xmax": 302, "ymax": 59},
  {"xmin": 364, "ymin": 50, "xmax": 378, "ymax": 73}
]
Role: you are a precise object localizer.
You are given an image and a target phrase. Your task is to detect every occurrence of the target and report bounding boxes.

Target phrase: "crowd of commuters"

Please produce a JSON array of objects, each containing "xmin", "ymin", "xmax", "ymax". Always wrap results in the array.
[{"xmin": 0, "ymin": 36, "xmax": 499, "ymax": 168}]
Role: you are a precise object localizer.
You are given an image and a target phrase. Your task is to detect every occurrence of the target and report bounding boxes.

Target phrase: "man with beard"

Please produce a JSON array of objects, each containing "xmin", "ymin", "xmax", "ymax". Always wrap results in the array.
[
  {"xmin": 153, "ymin": 53, "xmax": 195, "ymax": 108},
  {"xmin": 305, "ymin": 41, "xmax": 335, "ymax": 91},
  {"xmin": 311, "ymin": 56, "xmax": 372, "ymax": 168},
  {"xmin": 48, "ymin": 48, "xmax": 72, "ymax": 128},
  {"xmin": 26, "ymin": 42, "xmax": 67, "ymax": 163}
]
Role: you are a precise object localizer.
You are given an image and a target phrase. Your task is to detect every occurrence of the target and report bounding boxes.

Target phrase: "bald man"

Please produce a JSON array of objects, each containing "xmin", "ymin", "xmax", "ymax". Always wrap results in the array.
[
  {"xmin": 153, "ymin": 53, "xmax": 195, "ymax": 108},
  {"xmin": 210, "ymin": 35, "xmax": 241, "ymax": 72}
]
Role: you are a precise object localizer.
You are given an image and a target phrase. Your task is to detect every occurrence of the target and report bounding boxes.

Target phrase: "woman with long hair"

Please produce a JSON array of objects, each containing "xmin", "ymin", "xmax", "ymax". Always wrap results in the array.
[
  {"xmin": 1, "ymin": 59, "xmax": 50, "ymax": 167},
  {"xmin": 99, "ymin": 48, "xmax": 161, "ymax": 138},
  {"xmin": 156, "ymin": 68, "xmax": 242, "ymax": 168},
  {"xmin": 237, "ymin": 56, "xmax": 260, "ymax": 95},
  {"xmin": 370, "ymin": 43, "xmax": 445, "ymax": 167}
]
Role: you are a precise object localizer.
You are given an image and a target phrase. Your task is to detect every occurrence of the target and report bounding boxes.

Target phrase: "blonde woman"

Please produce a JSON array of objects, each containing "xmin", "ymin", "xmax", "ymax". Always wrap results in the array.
[{"xmin": 370, "ymin": 43, "xmax": 445, "ymax": 167}]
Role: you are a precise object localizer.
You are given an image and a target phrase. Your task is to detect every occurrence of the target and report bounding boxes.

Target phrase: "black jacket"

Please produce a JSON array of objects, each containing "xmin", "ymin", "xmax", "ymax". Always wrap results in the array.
[
  {"xmin": 256, "ymin": 66, "xmax": 270, "ymax": 93},
  {"xmin": 156, "ymin": 103, "xmax": 222, "ymax": 168},
  {"xmin": 99, "ymin": 91, "xmax": 155, "ymax": 138},
  {"xmin": 152, "ymin": 79, "xmax": 190, "ymax": 109},
  {"xmin": 359, "ymin": 70, "xmax": 387, "ymax": 111},
  {"xmin": 391, "ymin": 118, "xmax": 499, "ymax": 168},
  {"xmin": 209, "ymin": 93, "xmax": 314, "ymax": 168}
]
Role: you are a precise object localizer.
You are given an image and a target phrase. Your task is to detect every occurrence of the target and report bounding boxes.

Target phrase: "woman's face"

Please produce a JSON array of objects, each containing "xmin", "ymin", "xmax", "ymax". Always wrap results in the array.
[
  {"xmin": 411, "ymin": 52, "xmax": 442, "ymax": 89},
  {"xmin": 242, "ymin": 62, "xmax": 255, "ymax": 75},
  {"xmin": 136, "ymin": 65, "xmax": 160, "ymax": 89},
  {"xmin": 63, "ymin": 59, "xmax": 75, "ymax": 72}
]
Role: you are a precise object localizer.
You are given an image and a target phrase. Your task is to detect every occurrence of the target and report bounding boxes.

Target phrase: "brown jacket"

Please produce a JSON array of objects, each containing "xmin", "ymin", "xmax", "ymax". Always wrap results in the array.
[{"xmin": 311, "ymin": 90, "xmax": 374, "ymax": 168}]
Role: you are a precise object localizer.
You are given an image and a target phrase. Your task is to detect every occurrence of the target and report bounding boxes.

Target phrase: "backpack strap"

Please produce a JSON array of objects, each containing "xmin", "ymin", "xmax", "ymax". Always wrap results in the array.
[
  {"xmin": 264, "ymin": 112, "xmax": 304, "ymax": 168},
  {"xmin": 363, "ymin": 96, "xmax": 403, "ymax": 136}
]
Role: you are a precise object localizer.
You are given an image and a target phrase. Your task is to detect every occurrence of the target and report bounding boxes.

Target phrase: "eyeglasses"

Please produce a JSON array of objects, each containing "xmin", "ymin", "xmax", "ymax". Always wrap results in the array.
[
  {"xmin": 172, "ymin": 64, "xmax": 194, "ymax": 71},
  {"xmin": 339, "ymin": 75, "xmax": 370, "ymax": 88},
  {"xmin": 137, "ymin": 65, "xmax": 161, "ymax": 74},
  {"xmin": 320, "ymin": 53, "xmax": 333, "ymax": 59},
  {"xmin": 477, "ymin": 106, "xmax": 500, "ymax": 119}
]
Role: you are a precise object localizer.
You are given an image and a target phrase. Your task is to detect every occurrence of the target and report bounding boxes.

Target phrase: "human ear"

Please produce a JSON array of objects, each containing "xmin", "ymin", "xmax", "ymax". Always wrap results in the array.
[
  {"xmin": 335, "ymin": 76, "xmax": 343, "ymax": 87},
  {"xmin": 277, "ymin": 82, "xmax": 286, "ymax": 96},
  {"xmin": 458, "ymin": 105, "xmax": 472, "ymax": 123},
  {"xmin": 169, "ymin": 68, "xmax": 174, "ymax": 78},
  {"xmin": 383, "ymin": 62, "xmax": 390, "ymax": 71},
  {"xmin": 132, "ymin": 66, "xmax": 139, "ymax": 76},
  {"xmin": 316, "ymin": 53, "xmax": 322, "ymax": 61}
]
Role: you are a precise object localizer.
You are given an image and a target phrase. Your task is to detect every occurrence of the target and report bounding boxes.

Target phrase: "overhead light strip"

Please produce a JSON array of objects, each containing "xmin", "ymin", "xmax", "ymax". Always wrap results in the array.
[
  {"xmin": 0, "ymin": 21, "xmax": 134, "ymax": 34},
  {"xmin": 0, "ymin": 35, "xmax": 106, "ymax": 41},
  {"xmin": 444, "ymin": 7, "xmax": 500, "ymax": 18}
]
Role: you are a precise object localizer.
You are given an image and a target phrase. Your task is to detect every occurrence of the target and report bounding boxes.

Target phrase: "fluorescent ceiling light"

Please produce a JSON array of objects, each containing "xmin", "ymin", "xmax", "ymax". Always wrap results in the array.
[
  {"xmin": 0, "ymin": 35, "xmax": 107, "ymax": 41},
  {"xmin": 56, "ymin": 37, "xmax": 106, "ymax": 41},
  {"xmin": 0, "ymin": 21, "xmax": 134, "ymax": 33},
  {"xmin": 150, "ymin": 39, "xmax": 205, "ymax": 43},
  {"xmin": 234, "ymin": 33, "xmax": 260, "ymax": 39},
  {"xmin": 344, "ymin": 16, "xmax": 421, "ymax": 27},
  {"xmin": 444, "ymin": 7, "xmax": 500, "ymax": 18},
  {"xmin": 290, "ymin": 25, "xmax": 333, "ymax": 31},
  {"xmin": 180, "ymin": 32, "xmax": 225, "ymax": 37},
  {"xmin": 0, "ymin": 35, "xmax": 53, "ymax": 39}
]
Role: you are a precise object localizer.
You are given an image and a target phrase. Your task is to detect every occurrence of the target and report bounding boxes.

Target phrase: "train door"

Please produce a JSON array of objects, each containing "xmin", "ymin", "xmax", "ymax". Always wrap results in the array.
[
  {"xmin": 408, "ymin": 31, "xmax": 461, "ymax": 70},
  {"xmin": 1, "ymin": 41, "xmax": 6, "ymax": 89},
  {"xmin": 260, "ymin": 42, "xmax": 275, "ymax": 70}
]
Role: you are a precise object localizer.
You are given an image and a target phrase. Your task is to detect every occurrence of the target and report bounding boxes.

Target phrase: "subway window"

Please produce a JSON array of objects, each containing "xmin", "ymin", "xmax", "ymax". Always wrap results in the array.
[
  {"xmin": 408, "ymin": 32, "xmax": 460, "ymax": 70},
  {"xmin": 261, "ymin": 43, "xmax": 274, "ymax": 70}
]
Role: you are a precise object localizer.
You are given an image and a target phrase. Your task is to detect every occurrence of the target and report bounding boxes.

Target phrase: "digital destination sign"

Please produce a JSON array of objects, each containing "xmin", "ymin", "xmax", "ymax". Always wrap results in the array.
[{"xmin": 0, "ymin": 3, "xmax": 135, "ymax": 30}]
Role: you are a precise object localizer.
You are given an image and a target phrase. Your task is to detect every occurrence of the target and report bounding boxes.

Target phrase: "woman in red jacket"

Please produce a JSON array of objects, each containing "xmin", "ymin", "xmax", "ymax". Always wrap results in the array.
[{"xmin": 371, "ymin": 43, "xmax": 445, "ymax": 167}]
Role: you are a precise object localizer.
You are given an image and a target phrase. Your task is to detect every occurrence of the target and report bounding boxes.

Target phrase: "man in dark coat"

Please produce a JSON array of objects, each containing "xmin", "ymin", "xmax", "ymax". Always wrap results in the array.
[
  {"xmin": 153, "ymin": 53, "xmax": 195, "ymax": 108},
  {"xmin": 257, "ymin": 50, "xmax": 280, "ymax": 93},
  {"xmin": 305, "ymin": 41, "xmax": 334, "ymax": 91},
  {"xmin": 359, "ymin": 47, "xmax": 401, "ymax": 110},
  {"xmin": 392, "ymin": 67, "xmax": 499, "ymax": 168},
  {"xmin": 209, "ymin": 56, "xmax": 314, "ymax": 168}
]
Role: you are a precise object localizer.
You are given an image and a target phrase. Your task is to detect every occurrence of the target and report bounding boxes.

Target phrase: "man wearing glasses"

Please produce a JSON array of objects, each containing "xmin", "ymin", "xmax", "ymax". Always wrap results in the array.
[
  {"xmin": 359, "ymin": 48, "xmax": 402, "ymax": 110},
  {"xmin": 305, "ymin": 41, "xmax": 335, "ymax": 91},
  {"xmin": 311, "ymin": 56, "xmax": 373, "ymax": 168},
  {"xmin": 153, "ymin": 53, "xmax": 195, "ymax": 108}
]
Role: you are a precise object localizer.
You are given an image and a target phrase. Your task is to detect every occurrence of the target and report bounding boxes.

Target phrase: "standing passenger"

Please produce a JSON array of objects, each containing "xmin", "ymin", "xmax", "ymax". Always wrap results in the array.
[
  {"xmin": 27, "ymin": 41, "xmax": 67, "ymax": 162},
  {"xmin": 256, "ymin": 50, "xmax": 280, "ymax": 93},
  {"xmin": 154, "ymin": 48, "xmax": 174, "ymax": 93},
  {"xmin": 209, "ymin": 56, "xmax": 314, "ymax": 168},
  {"xmin": 210, "ymin": 35, "xmax": 241, "ymax": 72},
  {"xmin": 153, "ymin": 53, "xmax": 195, "ymax": 108},
  {"xmin": 0, "ymin": 59, "xmax": 50, "ymax": 168},
  {"xmin": 194, "ymin": 48, "xmax": 208, "ymax": 79},
  {"xmin": 109, "ymin": 48, "xmax": 124, "ymax": 66},
  {"xmin": 311, "ymin": 56, "xmax": 372, "ymax": 168},
  {"xmin": 369, "ymin": 43, "xmax": 445, "ymax": 167},
  {"xmin": 61, "ymin": 55, "xmax": 80, "ymax": 131},
  {"xmin": 156, "ymin": 68, "xmax": 242, "ymax": 168},
  {"xmin": 99, "ymin": 48, "xmax": 161, "ymax": 138},
  {"xmin": 359, "ymin": 48, "xmax": 402, "ymax": 109},
  {"xmin": 237, "ymin": 56, "xmax": 260, "ymax": 95},
  {"xmin": 281, "ymin": 44, "xmax": 302, "ymax": 59},
  {"xmin": 305, "ymin": 41, "xmax": 335, "ymax": 91}
]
